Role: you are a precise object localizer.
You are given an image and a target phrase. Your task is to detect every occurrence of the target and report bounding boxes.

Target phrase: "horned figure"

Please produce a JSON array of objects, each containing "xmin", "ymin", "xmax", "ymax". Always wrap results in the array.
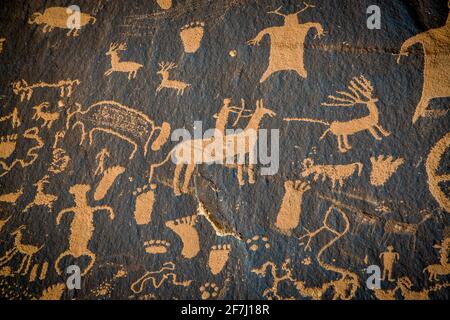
[
  {"xmin": 156, "ymin": 62, "xmax": 191, "ymax": 95},
  {"xmin": 301, "ymin": 158, "xmax": 363, "ymax": 188},
  {"xmin": 285, "ymin": 75, "xmax": 390, "ymax": 153},
  {"xmin": 66, "ymin": 101, "xmax": 171, "ymax": 160},
  {"xmin": 247, "ymin": 2, "xmax": 325, "ymax": 82},
  {"xmin": 104, "ymin": 43, "xmax": 143, "ymax": 80}
]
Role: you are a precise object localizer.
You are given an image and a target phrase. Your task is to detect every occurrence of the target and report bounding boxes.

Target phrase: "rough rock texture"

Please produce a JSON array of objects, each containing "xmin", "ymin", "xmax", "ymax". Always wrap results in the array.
[{"xmin": 0, "ymin": 0, "xmax": 449, "ymax": 300}]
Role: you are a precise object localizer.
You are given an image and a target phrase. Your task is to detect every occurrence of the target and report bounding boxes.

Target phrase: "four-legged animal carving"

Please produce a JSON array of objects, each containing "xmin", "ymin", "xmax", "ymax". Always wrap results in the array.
[
  {"xmin": 301, "ymin": 158, "xmax": 363, "ymax": 188},
  {"xmin": 55, "ymin": 184, "xmax": 115, "ymax": 276},
  {"xmin": 156, "ymin": 62, "xmax": 190, "ymax": 95},
  {"xmin": 105, "ymin": 43, "xmax": 143, "ymax": 80},
  {"xmin": 0, "ymin": 225, "xmax": 43, "ymax": 275},
  {"xmin": 23, "ymin": 175, "xmax": 58, "ymax": 212},
  {"xmin": 285, "ymin": 75, "xmax": 390, "ymax": 152},
  {"xmin": 32, "ymin": 102, "xmax": 60, "ymax": 129}
]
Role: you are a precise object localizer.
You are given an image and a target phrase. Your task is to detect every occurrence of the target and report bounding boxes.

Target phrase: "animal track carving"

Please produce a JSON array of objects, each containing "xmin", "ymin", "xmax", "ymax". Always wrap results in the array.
[
  {"xmin": 133, "ymin": 184, "xmax": 157, "ymax": 225},
  {"xmin": 165, "ymin": 215, "xmax": 200, "ymax": 259},
  {"xmin": 246, "ymin": 235, "xmax": 270, "ymax": 252},
  {"xmin": 180, "ymin": 21, "xmax": 205, "ymax": 53},
  {"xmin": 144, "ymin": 240, "xmax": 170, "ymax": 254},
  {"xmin": 275, "ymin": 180, "xmax": 310, "ymax": 234},
  {"xmin": 370, "ymin": 155, "xmax": 404, "ymax": 186},
  {"xmin": 200, "ymin": 282, "xmax": 219, "ymax": 300},
  {"xmin": 208, "ymin": 244, "xmax": 231, "ymax": 275}
]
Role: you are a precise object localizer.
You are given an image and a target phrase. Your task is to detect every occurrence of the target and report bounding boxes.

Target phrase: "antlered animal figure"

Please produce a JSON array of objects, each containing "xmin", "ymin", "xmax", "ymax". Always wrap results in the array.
[{"xmin": 28, "ymin": 7, "xmax": 96, "ymax": 37}]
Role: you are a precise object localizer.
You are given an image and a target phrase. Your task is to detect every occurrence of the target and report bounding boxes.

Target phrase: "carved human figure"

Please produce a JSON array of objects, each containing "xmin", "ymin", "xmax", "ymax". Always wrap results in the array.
[
  {"xmin": 379, "ymin": 245, "xmax": 400, "ymax": 282},
  {"xmin": 247, "ymin": 3, "xmax": 324, "ymax": 82}
]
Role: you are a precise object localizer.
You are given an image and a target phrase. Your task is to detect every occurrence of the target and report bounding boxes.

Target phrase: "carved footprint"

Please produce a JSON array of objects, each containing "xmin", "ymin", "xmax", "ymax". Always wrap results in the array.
[
  {"xmin": 208, "ymin": 244, "xmax": 231, "ymax": 275},
  {"xmin": 144, "ymin": 240, "xmax": 170, "ymax": 254},
  {"xmin": 165, "ymin": 215, "xmax": 200, "ymax": 259},
  {"xmin": 133, "ymin": 184, "xmax": 156, "ymax": 225},
  {"xmin": 246, "ymin": 235, "xmax": 270, "ymax": 252},
  {"xmin": 200, "ymin": 282, "xmax": 219, "ymax": 300}
]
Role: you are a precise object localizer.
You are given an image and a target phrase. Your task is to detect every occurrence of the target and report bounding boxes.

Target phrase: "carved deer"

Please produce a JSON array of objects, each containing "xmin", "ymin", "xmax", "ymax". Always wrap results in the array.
[
  {"xmin": 104, "ymin": 43, "xmax": 143, "ymax": 80},
  {"xmin": 284, "ymin": 75, "xmax": 390, "ymax": 152},
  {"xmin": 156, "ymin": 62, "xmax": 190, "ymax": 95},
  {"xmin": 23, "ymin": 175, "xmax": 58, "ymax": 212},
  {"xmin": 0, "ymin": 225, "xmax": 43, "ymax": 275}
]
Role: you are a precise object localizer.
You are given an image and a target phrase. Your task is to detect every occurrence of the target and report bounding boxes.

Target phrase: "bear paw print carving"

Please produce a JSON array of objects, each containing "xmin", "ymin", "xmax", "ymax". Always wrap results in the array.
[
  {"xmin": 144, "ymin": 240, "xmax": 170, "ymax": 254},
  {"xmin": 200, "ymin": 282, "xmax": 219, "ymax": 300},
  {"xmin": 246, "ymin": 235, "xmax": 270, "ymax": 252}
]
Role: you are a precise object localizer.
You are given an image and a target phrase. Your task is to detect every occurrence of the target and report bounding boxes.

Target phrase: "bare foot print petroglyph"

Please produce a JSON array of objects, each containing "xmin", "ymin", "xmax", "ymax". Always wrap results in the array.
[
  {"xmin": 165, "ymin": 215, "xmax": 200, "ymax": 259},
  {"xmin": 208, "ymin": 244, "xmax": 231, "ymax": 275},
  {"xmin": 144, "ymin": 240, "xmax": 171, "ymax": 255}
]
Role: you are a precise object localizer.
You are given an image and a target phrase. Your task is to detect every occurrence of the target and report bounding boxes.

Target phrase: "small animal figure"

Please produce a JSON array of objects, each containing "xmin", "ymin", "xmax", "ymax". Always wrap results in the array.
[
  {"xmin": 32, "ymin": 102, "xmax": 60, "ymax": 129},
  {"xmin": 301, "ymin": 158, "xmax": 363, "ymax": 188},
  {"xmin": 104, "ymin": 43, "xmax": 143, "ymax": 80}
]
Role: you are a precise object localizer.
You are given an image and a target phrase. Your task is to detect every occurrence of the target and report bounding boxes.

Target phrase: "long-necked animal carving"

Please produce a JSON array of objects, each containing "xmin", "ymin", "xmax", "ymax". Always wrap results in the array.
[
  {"xmin": 147, "ymin": 99, "xmax": 275, "ymax": 195},
  {"xmin": 284, "ymin": 75, "xmax": 390, "ymax": 153},
  {"xmin": 66, "ymin": 101, "xmax": 170, "ymax": 159}
]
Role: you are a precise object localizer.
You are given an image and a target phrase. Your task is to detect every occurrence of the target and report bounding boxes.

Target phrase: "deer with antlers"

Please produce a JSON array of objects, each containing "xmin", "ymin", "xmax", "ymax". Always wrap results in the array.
[
  {"xmin": 156, "ymin": 62, "xmax": 191, "ymax": 95},
  {"xmin": 23, "ymin": 175, "xmax": 58, "ymax": 213},
  {"xmin": 104, "ymin": 43, "xmax": 143, "ymax": 80},
  {"xmin": 285, "ymin": 75, "xmax": 390, "ymax": 153}
]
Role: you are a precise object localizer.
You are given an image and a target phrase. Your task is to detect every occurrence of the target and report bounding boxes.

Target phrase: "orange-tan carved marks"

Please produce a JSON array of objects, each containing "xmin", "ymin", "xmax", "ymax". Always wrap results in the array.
[
  {"xmin": 200, "ymin": 282, "xmax": 220, "ymax": 300},
  {"xmin": 208, "ymin": 244, "xmax": 231, "ymax": 275},
  {"xmin": 370, "ymin": 155, "xmax": 404, "ymax": 186},
  {"xmin": 0, "ymin": 225, "xmax": 44, "ymax": 275},
  {"xmin": 55, "ymin": 184, "xmax": 115, "ymax": 276},
  {"xmin": 301, "ymin": 158, "xmax": 363, "ymax": 188},
  {"xmin": 165, "ymin": 214, "xmax": 200, "ymax": 259},
  {"xmin": 93, "ymin": 166, "xmax": 125, "ymax": 201},
  {"xmin": 285, "ymin": 76, "xmax": 390, "ymax": 153},
  {"xmin": 131, "ymin": 262, "xmax": 192, "ymax": 293},
  {"xmin": 23, "ymin": 175, "xmax": 58, "ymax": 212},
  {"xmin": 133, "ymin": 184, "xmax": 156, "ymax": 225},
  {"xmin": 246, "ymin": 235, "xmax": 270, "ymax": 252},
  {"xmin": 0, "ymin": 215, "xmax": 12, "ymax": 232},
  {"xmin": 156, "ymin": 0, "xmax": 172, "ymax": 10},
  {"xmin": 379, "ymin": 245, "xmax": 400, "ymax": 282},
  {"xmin": 426, "ymin": 132, "xmax": 450, "ymax": 213},
  {"xmin": 48, "ymin": 131, "xmax": 70, "ymax": 174},
  {"xmin": 38, "ymin": 283, "xmax": 65, "ymax": 300},
  {"xmin": 275, "ymin": 180, "xmax": 310, "ymax": 235},
  {"xmin": 0, "ymin": 38, "xmax": 5, "ymax": 53},
  {"xmin": 105, "ymin": 43, "xmax": 143, "ymax": 80},
  {"xmin": 148, "ymin": 99, "xmax": 275, "ymax": 195},
  {"xmin": 397, "ymin": 7, "xmax": 450, "ymax": 123},
  {"xmin": 12, "ymin": 79, "xmax": 80, "ymax": 102},
  {"xmin": 423, "ymin": 237, "xmax": 450, "ymax": 281},
  {"xmin": 144, "ymin": 240, "xmax": 170, "ymax": 255},
  {"xmin": 180, "ymin": 22, "xmax": 205, "ymax": 53},
  {"xmin": 0, "ymin": 107, "xmax": 21, "ymax": 129},
  {"xmin": 0, "ymin": 134, "xmax": 18, "ymax": 160},
  {"xmin": 0, "ymin": 127, "xmax": 44, "ymax": 178},
  {"xmin": 66, "ymin": 101, "xmax": 171, "ymax": 159},
  {"xmin": 247, "ymin": 3, "xmax": 324, "ymax": 82},
  {"xmin": 28, "ymin": 7, "xmax": 96, "ymax": 36},
  {"xmin": 94, "ymin": 148, "xmax": 110, "ymax": 176},
  {"xmin": 156, "ymin": 62, "xmax": 191, "ymax": 95},
  {"xmin": 32, "ymin": 102, "xmax": 60, "ymax": 129},
  {"xmin": 0, "ymin": 188, "xmax": 23, "ymax": 205}
]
